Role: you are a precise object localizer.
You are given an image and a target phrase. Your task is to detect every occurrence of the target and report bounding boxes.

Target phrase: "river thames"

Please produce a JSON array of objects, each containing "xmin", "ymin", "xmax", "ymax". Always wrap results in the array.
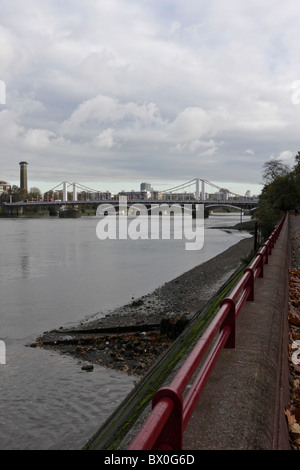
[{"xmin": 0, "ymin": 214, "xmax": 251, "ymax": 449}]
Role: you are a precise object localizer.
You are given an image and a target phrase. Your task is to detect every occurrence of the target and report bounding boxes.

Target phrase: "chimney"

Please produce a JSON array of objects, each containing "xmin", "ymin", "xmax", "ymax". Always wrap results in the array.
[{"xmin": 19, "ymin": 161, "xmax": 28, "ymax": 192}]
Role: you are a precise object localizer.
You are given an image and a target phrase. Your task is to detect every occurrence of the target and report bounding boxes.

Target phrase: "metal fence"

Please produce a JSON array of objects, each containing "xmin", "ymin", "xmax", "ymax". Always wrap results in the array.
[{"xmin": 128, "ymin": 213, "xmax": 287, "ymax": 450}]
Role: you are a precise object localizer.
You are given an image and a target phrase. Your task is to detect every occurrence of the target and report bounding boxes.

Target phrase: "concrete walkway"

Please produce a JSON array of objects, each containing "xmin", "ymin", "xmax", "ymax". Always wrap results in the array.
[{"xmin": 182, "ymin": 215, "xmax": 292, "ymax": 450}]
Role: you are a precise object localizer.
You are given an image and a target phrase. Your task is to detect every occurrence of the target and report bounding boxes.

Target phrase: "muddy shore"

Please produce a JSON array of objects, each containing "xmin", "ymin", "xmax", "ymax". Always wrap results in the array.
[{"xmin": 30, "ymin": 232, "xmax": 254, "ymax": 376}]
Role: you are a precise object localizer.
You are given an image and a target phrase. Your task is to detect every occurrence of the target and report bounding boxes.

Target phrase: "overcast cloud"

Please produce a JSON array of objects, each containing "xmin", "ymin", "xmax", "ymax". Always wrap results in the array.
[{"xmin": 1, "ymin": 0, "xmax": 300, "ymax": 195}]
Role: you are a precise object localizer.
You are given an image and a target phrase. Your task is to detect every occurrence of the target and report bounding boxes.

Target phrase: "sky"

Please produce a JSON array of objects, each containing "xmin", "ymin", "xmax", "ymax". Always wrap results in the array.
[{"xmin": 1, "ymin": 0, "xmax": 300, "ymax": 197}]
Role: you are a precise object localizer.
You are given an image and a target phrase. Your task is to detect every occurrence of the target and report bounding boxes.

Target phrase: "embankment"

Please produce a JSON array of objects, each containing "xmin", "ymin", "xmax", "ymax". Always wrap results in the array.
[{"xmin": 31, "ymin": 236, "xmax": 254, "ymax": 375}]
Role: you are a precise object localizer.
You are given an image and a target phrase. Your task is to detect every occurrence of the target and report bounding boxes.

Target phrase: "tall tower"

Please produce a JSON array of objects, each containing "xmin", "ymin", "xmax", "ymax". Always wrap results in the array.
[{"xmin": 19, "ymin": 161, "xmax": 28, "ymax": 192}]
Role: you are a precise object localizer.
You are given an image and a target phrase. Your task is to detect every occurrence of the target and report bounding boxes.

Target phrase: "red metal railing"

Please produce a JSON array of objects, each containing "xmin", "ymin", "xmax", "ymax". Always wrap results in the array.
[{"xmin": 128, "ymin": 214, "xmax": 287, "ymax": 450}]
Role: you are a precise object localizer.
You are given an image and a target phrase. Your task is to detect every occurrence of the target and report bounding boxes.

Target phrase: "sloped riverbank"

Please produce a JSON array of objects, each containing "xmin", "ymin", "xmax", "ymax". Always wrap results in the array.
[{"xmin": 30, "ymin": 235, "xmax": 254, "ymax": 376}]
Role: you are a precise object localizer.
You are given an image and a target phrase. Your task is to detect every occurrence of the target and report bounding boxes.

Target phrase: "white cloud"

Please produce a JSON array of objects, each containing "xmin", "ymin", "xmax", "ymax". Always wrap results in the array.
[
  {"xmin": 23, "ymin": 129, "xmax": 60, "ymax": 149},
  {"xmin": 94, "ymin": 128, "xmax": 116, "ymax": 149},
  {"xmin": 291, "ymin": 81, "xmax": 300, "ymax": 105},
  {"xmin": 168, "ymin": 107, "xmax": 213, "ymax": 141},
  {"xmin": 199, "ymin": 146, "xmax": 218, "ymax": 157},
  {"xmin": 278, "ymin": 150, "xmax": 294, "ymax": 161},
  {"xmin": 60, "ymin": 94, "xmax": 166, "ymax": 147},
  {"xmin": 0, "ymin": 109, "xmax": 24, "ymax": 143},
  {"xmin": 170, "ymin": 21, "xmax": 181, "ymax": 34},
  {"xmin": 0, "ymin": 25, "xmax": 19, "ymax": 77}
]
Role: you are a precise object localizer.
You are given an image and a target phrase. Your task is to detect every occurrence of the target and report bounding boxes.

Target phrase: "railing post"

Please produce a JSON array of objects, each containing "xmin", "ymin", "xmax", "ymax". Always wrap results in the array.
[
  {"xmin": 152, "ymin": 387, "xmax": 183, "ymax": 450},
  {"xmin": 270, "ymin": 232, "xmax": 275, "ymax": 248},
  {"xmin": 264, "ymin": 241, "xmax": 269, "ymax": 264},
  {"xmin": 256, "ymin": 253, "xmax": 264, "ymax": 278},
  {"xmin": 244, "ymin": 267, "xmax": 254, "ymax": 301},
  {"xmin": 269, "ymin": 239, "xmax": 273, "ymax": 254},
  {"xmin": 219, "ymin": 298, "xmax": 235, "ymax": 348}
]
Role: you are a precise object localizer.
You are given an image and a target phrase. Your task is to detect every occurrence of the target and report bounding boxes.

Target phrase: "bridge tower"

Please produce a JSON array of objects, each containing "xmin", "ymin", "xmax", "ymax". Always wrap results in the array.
[
  {"xmin": 195, "ymin": 178, "xmax": 205, "ymax": 200},
  {"xmin": 73, "ymin": 183, "xmax": 77, "ymax": 201},
  {"xmin": 63, "ymin": 182, "xmax": 68, "ymax": 202}
]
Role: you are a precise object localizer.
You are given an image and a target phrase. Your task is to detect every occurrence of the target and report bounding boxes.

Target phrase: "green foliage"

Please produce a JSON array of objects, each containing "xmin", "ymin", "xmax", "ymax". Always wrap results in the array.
[
  {"xmin": 1, "ymin": 184, "xmax": 42, "ymax": 203},
  {"xmin": 255, "ymin": 197, "xmax": 280, "ymax": 239},
  {"xmin": 28, "ymin": 187, "xmax": 41, "ymax": 200},
  {"xmin": 294, "ymin": 151, "xmax": 300, "ymax": 171},
  {"xmin": 7, "ymin": 185, "xmax": 27, "ymax": 202},
  {"xmin": 256, "ymin": 153, "xmax": 300, "ymax": 239}
]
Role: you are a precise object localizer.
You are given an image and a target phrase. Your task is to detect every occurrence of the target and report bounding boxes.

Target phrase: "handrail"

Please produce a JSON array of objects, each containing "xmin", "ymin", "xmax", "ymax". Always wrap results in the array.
[{"xmin": 128, "ymin": 213, "xmax": 287, "ymax": 450}]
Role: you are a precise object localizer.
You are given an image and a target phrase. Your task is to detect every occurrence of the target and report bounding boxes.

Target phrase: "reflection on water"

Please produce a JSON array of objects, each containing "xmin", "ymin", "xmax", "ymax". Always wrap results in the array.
[
  {"xmin": 20, "ymin": 255, "xmax": 29, "ymax": 279},
  {"xmin": 0, "ymin": 215, "xmax": 251, "ymax": 449},
  {"xmin": 0, "ymin": 340, "xmax": 136, "ymax": 450}
]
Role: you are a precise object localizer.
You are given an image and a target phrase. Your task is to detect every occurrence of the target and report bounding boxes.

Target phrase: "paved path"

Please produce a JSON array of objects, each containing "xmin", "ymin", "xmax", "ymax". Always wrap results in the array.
[{"xmin": 182, "ymin": 215, "xmax": 292, "ymax": 450}]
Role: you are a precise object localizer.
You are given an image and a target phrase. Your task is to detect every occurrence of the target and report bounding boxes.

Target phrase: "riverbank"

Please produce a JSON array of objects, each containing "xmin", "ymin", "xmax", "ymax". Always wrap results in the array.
[{"xmin": 30, "ymin": 234, "xmax": 254, "ymax": 375}]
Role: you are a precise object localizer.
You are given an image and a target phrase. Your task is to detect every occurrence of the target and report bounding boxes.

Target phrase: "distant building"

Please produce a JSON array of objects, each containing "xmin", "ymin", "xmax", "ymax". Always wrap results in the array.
[
  {"xmin": 208, "ymin": 190, "xmax": 230, "ymax": 201},
  {"xmin": 119, "ymin": 190, "xmax": 150, "ymax": 200},
  {"xmin": 163, "ymin": 191, "xmax": 196, "ymax": 200},
  {"xmin": 76, "ymin": 191, "xmax": 112, "ymax": 201},
  {"xmin": 88, "ymin": 191, "xmax": 112, "ymax": 201},
  {"xmin": 152, "ymin": 190, "xmax": 163, "ymax": 200},
  {"xmin": 140, "ymin": 182, "xmax": 152, "ymax": 192},
  {"xmin": 0, "ymin": 181, "xmax": 11, "ymax": 194}
]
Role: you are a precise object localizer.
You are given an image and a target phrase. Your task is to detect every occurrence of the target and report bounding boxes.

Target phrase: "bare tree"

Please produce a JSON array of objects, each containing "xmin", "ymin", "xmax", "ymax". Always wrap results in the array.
[{"xmin": 262, "ymin": 159, "xmax": 290, "ymax": 184}]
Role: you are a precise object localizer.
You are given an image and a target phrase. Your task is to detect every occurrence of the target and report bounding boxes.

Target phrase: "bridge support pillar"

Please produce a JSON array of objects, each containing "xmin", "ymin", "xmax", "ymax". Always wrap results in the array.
[
  {"xmin": 201, "ymin": 180, "xmax": 205, "ymax": 200},
  {"xmin": 196, "ymin": 179, "xmax": 200, "ymax": 200},
  {"xmin": 196, "ymin": 179, "xmax": 205, "ymax": 200},
  {"xmin": 2, "ymin": 205, "xmax": 24, "ymax": 217},
  {"xmin": 63, "ymin": 181, "xmax": 68, "ymax": 202},
  {"xmin": 73, "ymin": 183, "xmax": 77, "ymax": 202}
]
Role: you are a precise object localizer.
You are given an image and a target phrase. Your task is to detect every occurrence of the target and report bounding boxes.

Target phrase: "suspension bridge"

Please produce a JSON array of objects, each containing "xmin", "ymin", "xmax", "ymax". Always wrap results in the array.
[{"xmin": 2, "ymin": 178, "xmax": 259, "ymax": 215}]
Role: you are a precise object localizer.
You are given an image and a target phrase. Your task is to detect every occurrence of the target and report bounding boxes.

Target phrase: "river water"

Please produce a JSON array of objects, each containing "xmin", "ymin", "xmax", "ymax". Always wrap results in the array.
[{"xmin": 0, "ymin": 213, "xmax": 251, "ymax": 450}]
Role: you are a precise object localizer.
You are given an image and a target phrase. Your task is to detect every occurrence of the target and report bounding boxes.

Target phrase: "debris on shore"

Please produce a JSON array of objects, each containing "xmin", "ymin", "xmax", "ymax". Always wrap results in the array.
[
  {"xmin": 30, "ymin": 319, "xmax": 180, "ymax": 376},
  {"xmin": 29, "ymin": 236, "xmax": 254, "ymax": 376}
]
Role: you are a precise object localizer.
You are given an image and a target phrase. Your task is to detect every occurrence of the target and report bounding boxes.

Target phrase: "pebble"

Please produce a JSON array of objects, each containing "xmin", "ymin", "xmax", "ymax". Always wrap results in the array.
[{"xmin": 81, "ymin": 364, "xmax": 94, "ymax": 371}]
